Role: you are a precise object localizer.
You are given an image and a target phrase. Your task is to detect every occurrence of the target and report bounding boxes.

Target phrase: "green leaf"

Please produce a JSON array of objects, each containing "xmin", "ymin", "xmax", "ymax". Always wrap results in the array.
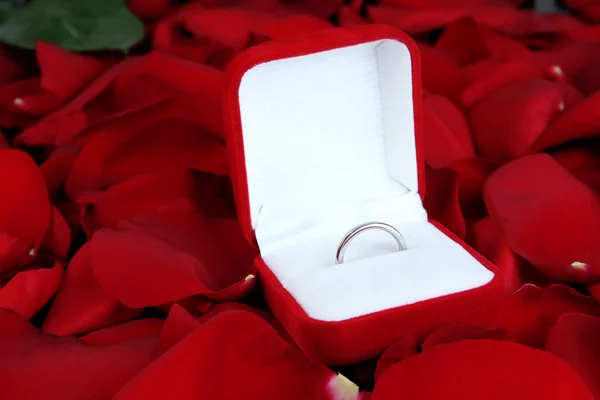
[{"xmin": 0, "ymin": 0, "xmax": 144, "ymax": 51}]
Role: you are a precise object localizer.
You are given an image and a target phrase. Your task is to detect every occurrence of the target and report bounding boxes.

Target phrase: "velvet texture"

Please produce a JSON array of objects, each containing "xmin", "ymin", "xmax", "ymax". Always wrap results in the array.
[{"xmin": 223, "ymin": 25, "xmax": 505, "ymax": 364}]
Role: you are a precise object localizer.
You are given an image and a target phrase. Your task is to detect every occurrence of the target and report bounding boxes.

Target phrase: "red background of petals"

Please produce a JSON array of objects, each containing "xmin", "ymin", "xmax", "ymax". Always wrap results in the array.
[{"xmin": 0, "ymin": 0, "xmax": 599, "ymax": 399}]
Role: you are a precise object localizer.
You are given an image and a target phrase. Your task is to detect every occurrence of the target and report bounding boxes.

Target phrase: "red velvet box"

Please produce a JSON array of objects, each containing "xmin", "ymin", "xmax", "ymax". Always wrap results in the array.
[{"xmin": 223, "ymin": 24, "xmax": 505, "ymax": 365}]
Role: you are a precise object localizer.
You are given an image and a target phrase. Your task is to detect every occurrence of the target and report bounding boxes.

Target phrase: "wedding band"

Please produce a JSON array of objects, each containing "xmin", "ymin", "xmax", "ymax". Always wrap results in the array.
[{"xmin": 335, "ymin": 222, "xmax": 407, "ymax": 264}]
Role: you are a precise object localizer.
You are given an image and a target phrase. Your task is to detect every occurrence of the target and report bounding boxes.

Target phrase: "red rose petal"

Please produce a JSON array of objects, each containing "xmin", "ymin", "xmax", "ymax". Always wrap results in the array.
[
  {"xmin": 531, "ymin": 91, "xmax": 600, "ymax": 153},
  {"xmin": 0, "ymin": 78, "xmax": 42, "ymax": 113},
  {"xmin": 67, "ymin": 98, "xmax": 166, "ymax": 149},
  {"xmin": 379, "ymin": 0, "xmax": 523, "ymax": 5},
  {"xmin": 336, "ymin": 360, "xmax": 377, "ymax": 391},
  {"xmin": 369, "ymin": 4, "xmax": 558, "ymax": 37},
  {"xmin": 54, "ymin": 201, "xmax": 81, "ymax": 232},
  {"xmin": 0, "ymin": 262, "xmax": 62, "ymax": 319},
  {"xmin": 80, "ymin": 319, "xmax": 164, "ymax": 345},
  {"xmin": 278, "ymin": 0, "xmax": 345, "ymax": 19},
  {"xmin": 460, "ymin": 61, "xmax": 543, "ymax": 109},
  {"xmin": 17, "ymin": 108, "xmax": 89, "ymax": 146},
  {"xmin": 114, "ymin": 311, "xmax": 354, "ymax": 400},
  {"xmin": 84, "ymin": 170, "xmax": 236, "ymax": 235},
  {"xmin": 468, "ymin": 217, "xmax": 553, "ymax": 292},
  {"xmin": 544, "ymin": 12, "xmax": 590, "ymax": 33},
  {"xmin": 469, "ymin": 80, "xmax": 563, "ymax": 163},
  {"xmin": 128, "ymin": 52, "xmax": 223, "ymax": 131},
  {"xmin": 546, "ymin": 313, "xmax": 600, "ymax": 398},
  {"xmin": 1, "ymin": 44, "xmax": 104, "ymax": 117},
  {"xmin": 376, "ymin": 0, "xmax": 454, "ymax": 6},
  {"xmin": 470, "ymin": 7, "xmax": 558, "ymax": 37},
  {"xmin": 555, "ymin": 82, "xmax": 585, "ymax": 112},
  {"xmin": 477, "ymin": 26, "xmax": 533, "ymax": 62},
  {"xmin": 11, "ymin": 92, "xmax": 65, "ymax": 116},
  {"xmin": 469, "ymin": 216, "xmax": 523, "ymax": 292},
  {"xmin": 463, "ymin": 58, "xmax": 503, "ymax": 82},
  {"xmin": 367, "ymin": 5, "xmax": 467, "ymax": 35},
  {"xmin": 0, "ymin": 149, "xmax": 50, "ymax": 252},
  {"xmin": 0, "ymin": 44, "xmax": 31, "ymax": 86},
  {"xmin": 572, "ymin": 52, "xmax": 600, "ymax": 95},
  {"xmin": 202, "ymin": 273, "xmax": 256, "ymax": 302},
  {"xmin": 505, "ymin": 34, "xmax": 558, "ymax": 51},
  {"xmin": 112, "ymin": 55, "xmax": 223, "ymax": 115},
  {"xmin": 39, "ymin": 145, "xmax": 79, "ymax": 200},
  {"xmin": 417, "ymin": 44, "xmax": 468, "ymax": 101},
  {"xmin": 82, "ymin": 170, "xmax": 207, "ymax": 233},
  {"xmin": 422, "ymin": 94, "xmax": 475, "ymax": 169},
  {"xmin": 0, "ymin": 133, "xmax": 8, "ymax": 148},
  {"xmin": 545, "ymin": 63, "xmax": 567, "ymax": 82},
  {"xmin": 209, "ymin": 0, "xmax": 279, "ymax": 10},
  {"xmin": 101, "ymin": 118, "xmax": 228, "ymax": 182},
  {"xmin": 0, "ymin": 233, "xmax": 30, "ymax": 278},
  {"xmin": 421, "ymin": 324, "xmax": 507, "ymax": 351},
  {"xmin": 40, "ymin": 206, "xmax": 72, "ymax": 259},
  {"xmin": 532, "ymin": 41, "xmax": 600, "ymax": 84},
  {"xmin": 0, "ymin": 106, "xmax": 35, "ymax": 129},
  {"xmin": 0, "ymin": 309, "xmax": 158, "ymax": 399},
  {"xmin": 493, "ymin": 284, "xmax": 600, "ymax": 348},
  {"xmin": 16, "ymin": 58, "xmax": 141, "ymax": 146},
  {"xmin": 157, "ymin": 292, "xmax": 213, "ymax": 317},
  {"xmin": 588, "ymin": 282, "xmax": 600, "ymax": 301},
  {"xmin": 484, "ymin": 154, "xmax": 600, "ymax": 282},
  {"xmin": 42, "ymin": 243, "xmax": 141, "ymax": 336},
  {"xmin": 91, "ymin": 207, "xmax": 256, "ymax": 307},
  {"xmin": 36, "ymin": 41, "xmax": 106, "ymax": 99},
  {"xmin": 255, "ymin": 15, "xmax": 333, "ymax": 39},
  {"xmin": 338, "ymin": 6, "xmax": 369, "ymax": 26},
  {"xmin": 446, "ymin": 157, "xmax": 496, "ymax": 220},
  {"xmin": 434, "ymin": 17, "xmax": 491, "ymax": 66},
  {"xmin": 374, "ymin": 336, "xmax": 417, "ymax": 381},
  {"xmin": 423, "ymin": 167, "xmax": 466, "ymax": 239},
  {"xmin": 122, "ymin": 205, "xmax": 257, "ymax": 295},
  {"xmin": 552, "ymin": 143, "xmax": 600, "ymax": 194},
  {"xmin": 60, "ymin": 57, "xmax": 142, "ymax": 112},
  {"xmin": 157, "ymin": 303, "xmax": 201, "ymax": 354},
  {"xmin": 127, "ymin": 0, "xmax": 172, "ymax": 20},
  {"xmin": 564, "ymin": 0, "xmax": 600, "ymax": 23},
  {"xmin": 90, "ymin": 229, "xmax": 208, "ymax": 308},
  {"xmin": 110, "ymin": 53, "xmax": 224, "ymax": 133},
  {"xmin": 183, "ymin": 8, "xmax": 274, "ymax": 48},
  {"xmin": 65, "ymin": 100, "xmax": 221, "ymax": 201},
  {"xmin": 584, "ymin": 3, "xmax": 600, "ymax": 22},
  {"xmin": 194, "ymin": 302, "xmax": 294, "ymax": 345},
  {"xmin": 153, "ymin": 9, "xmax": 273, "ymax": 69},
  {"xmin": 0, "ymin": 78, "xmax": 65, "ymax": 118},
  {"xmin": 152, "ymin": 15, "xmax": 216, "ymax": 65},
  {"xmin": 372, "ymin": 340, "xmax": 594, "ymax": 400}
]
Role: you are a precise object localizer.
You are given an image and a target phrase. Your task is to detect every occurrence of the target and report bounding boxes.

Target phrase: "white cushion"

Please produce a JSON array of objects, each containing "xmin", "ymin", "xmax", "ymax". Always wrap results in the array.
[{"xmin": 237, "ymin": 39, "xmax": 494, "ymax": 322}]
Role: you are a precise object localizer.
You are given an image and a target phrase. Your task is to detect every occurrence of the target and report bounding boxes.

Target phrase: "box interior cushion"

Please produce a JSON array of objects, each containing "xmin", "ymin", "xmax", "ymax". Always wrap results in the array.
[
  {"xmin": 238, "ymin": 39, "xmax": 418, "ymax": 229},
  {"xmin": 237, "ymin": 38, "xmax": 494, "ymax": 322},
  {"xmin": 258, "ymin": 208, "xmax": 495, "ymax": 322}
]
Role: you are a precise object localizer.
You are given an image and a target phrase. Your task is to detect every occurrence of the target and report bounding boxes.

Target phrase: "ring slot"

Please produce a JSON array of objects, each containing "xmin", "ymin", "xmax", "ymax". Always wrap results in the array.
[{"xmin": 335, "ymin": 222, "xmax": 407, "ymax": 264}]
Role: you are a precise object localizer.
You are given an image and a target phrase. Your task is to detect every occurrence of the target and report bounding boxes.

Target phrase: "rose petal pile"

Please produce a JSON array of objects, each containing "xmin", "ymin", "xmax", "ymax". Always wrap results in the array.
[{"xmin": 0, "ymin": 1, "xmax": 599, "ymax": 399}]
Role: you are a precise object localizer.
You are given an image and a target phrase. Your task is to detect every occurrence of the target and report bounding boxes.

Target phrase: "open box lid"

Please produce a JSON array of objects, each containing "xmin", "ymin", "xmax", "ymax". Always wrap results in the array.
[{"xmin": 223, "ymin": 24, "xmax": 425, "ymax": 247}]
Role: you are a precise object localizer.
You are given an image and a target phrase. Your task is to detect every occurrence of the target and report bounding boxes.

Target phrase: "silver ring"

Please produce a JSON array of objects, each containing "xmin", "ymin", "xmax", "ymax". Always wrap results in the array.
[{"xmin": 335, "ymin": 222, "xmax": 407, "ymax": 264}]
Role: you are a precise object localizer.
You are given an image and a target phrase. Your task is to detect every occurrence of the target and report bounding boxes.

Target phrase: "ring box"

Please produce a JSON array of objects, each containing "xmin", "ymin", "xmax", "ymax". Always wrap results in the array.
[{"xmin": 223, "ymin": 24, "xmax": 505, "ymax": 365}]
